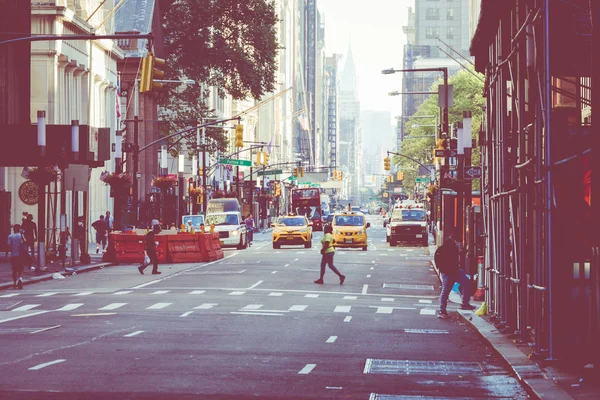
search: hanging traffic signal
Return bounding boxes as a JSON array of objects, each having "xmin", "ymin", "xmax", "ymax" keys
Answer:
[
  {"xmin": 300, "ymin": 167, "xmax": 305, "ymax": 177},
  {"xmin": 384, "ymin": 157, "xmax": 391, "ymax": 171},
  {"xmin": 235, "ymin": 124, "xmax": 244, "ymax": 148},
  {"xmin": 294, "ymin": 167, "xmax": 299, "ymax": 177},
  {"xmin": 255, "ymin": 151, "xmax": 262, "ymax": 165},
  {"xmin": 338, "ymin": 170, "xmax": 342, "ymax": 180},
  {"xmin": 275, "ymin": 183, "xmax": 281, "ymax": 196},
  {"xmin": 140, "ymin": 52, "xmax": 166, "ymax": 93},
  {"xmin": 397, "ymin": 171, "xmax": 404, "ymax": 181},
  {"xmin": 332, "ymin": 169, "xmax": 338, "ymax": 180},
  {"xmin": 263, "ymin": 152, "xmax": 270, "ymax": 166}
]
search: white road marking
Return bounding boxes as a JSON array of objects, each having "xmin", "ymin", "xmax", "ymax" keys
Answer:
[
  {"xmin": 241, "ymin": 304, "xmax": 263, "ymax": 311},
  {"xmin": 0, "ymin": 311, "xmax": 49, "ymax": 324},
  {"xmin": 305, "ymin": 294, "xmax": 319, "ymax": 298},
  {"xmin": 124, "ymin": 330, "xmax": 144, "ymax": 337},
  {"xmin": 72, "ymin": 313, "xmax": 116, "ymax": 317},
  {"xmin": 326, "ymin": 336, "xmax": 337, "ymax": 343},
  {"xmin": 147, "ymin": 303, "xmax": 171, "ymax": 310},
  {"xmin": 229, "ymin": 291, "xmax": 245, "ymax": 296},
  {"xmin": 362, "ymin": 285, "xmax": 368, "ymax": 294},
  {"xmin": 344, "ymin": 316, "xmax": 352, "ymax": 322},
  {"xmin": 420, "ymin": 309, "xmax": 437, "ymax": 315},
  {"xmin": 379, "ymin": 254, "xmax": 388, "ymax": 256},
  {"xmin": 13, "ymin": 304, "xmax": 40, "ymax": 312},
  {"xmin": 74, "ymin": 292, "xmax": 93, "ymax": 296},
  {"xmin": 381, "ymin": 298, "xmax": 394, "ymax": 302},
  {"xmin": 0, "ymin": 293, "xmax": 20, "ymax": 298},
  {"xmin": 298, "ymin": 364, "xmax": 316, "ymax": 374},
  {"xmin": 189, "ymin": 290, "xmax": 206, "ymax": 295},
  {"xmin": 289, "ymin": 305, "xmax": 307, "ymax": 311},
  {"xmin": 113, "ymin": 291, "xmax": 132, "ymax": 295},
  {"xmin": 230, "ymin": 311, "xmax": 283, "ymax": 316},
  {"xmin": 99, "ymin": 303, "xmax": 127, "ymax": 310},
  {"xmin": 294, "ymin": 258, "xmax": 299, "ymax": 261},
  {"xmin": 296, "ymin": 252, "xmax": 305, "ymax": 254},
  {"xmin": 371, "ymin": 261, "xmax": 376, "ymax": 263},
  {"xmin": 247, "ymin": 281, "xmax": 263, "ymax": 290},
  {"xmin": 194, "ymin": 303, "xmax": 217, "ymax": 309},
  {"xmin": 376, "ymin": 307, "xmax": 394, "ymax": 314},
  {"xmin": 387, "ymin": 249, "xmax": 394, "ymax": 252},
  {"xmin": 180, "ymin": 311, "xmax": 193, "ymax": 317},
  {"xmin": 326, "ymin": 387, "xmax": 343, "ymax": 390},
  {"xmin": 370, "ymin": 267, "xmax": 374, "ymax": 270},
  {"xmin": 36, "ymin": 293, "xmax": 57, "ymax": 297},
  {"xmin": 334, "ymin": 306, "xmax": 351, "ymax": 313},
  {"xmin": 343, "ymin": 296, "xmax": 357, "ymax": 300},
  {"xmin": 151, "ymin": 290, "xmax": 169, "ymax": 295},
  {"xmin": 56, "ymin": 304, "xmax": 84, "ymax": 311},
  {"xmin": 366, "ymin": 275, "xmax": 371, "ymax": 278},
  {"xmin": 131, "ymin": 279, "xmax": 163, "ymax": 289},
  {"xmin": 30, "ymin": 325, "xmax": 61, "ymax": 334},
  {"xmin": 419, "ymin": 299, "xmax": 433, "ymax": 304},
  {"xmin": 269, "ymin": 292, "xmax": 283, "ymax": 296},
  {"xmin": 271, "ymin": 271, "xmax": 277, "ymax": 274},
  {"xmin": 405, "ymin": 329, "xmax": 449, "ymax": 334},
  {"xmin": 284, "ymin": 264, "xmax": 290, "ymax": 267},
  {"xmin": 29, "ymin": 359, "xmax": 66, "ymax": 370}
]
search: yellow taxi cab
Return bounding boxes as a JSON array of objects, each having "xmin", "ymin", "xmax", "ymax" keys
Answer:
[
  {"xmin": 331, "ymin": 211, "xmax": 370, "ymax": 251},
  {"xmin": 272, "ymin": 214, "xmax": 312, "ymax": 249}
]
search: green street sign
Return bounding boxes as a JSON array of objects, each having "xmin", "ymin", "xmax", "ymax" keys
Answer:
[
  {"xmin": 257, "ymin": 169, "xmax": 283, "ymax": 176},
  {"xmin": 219, "ymin": 158, "xmax": 252, "ymax": 167},
  {"xmin": 415, "ymin": 177, "xmax": 429, "ymax": 183}
]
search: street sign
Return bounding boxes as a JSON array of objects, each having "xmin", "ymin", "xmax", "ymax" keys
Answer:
[
  {"xmin": 464, "ymin": 166, "xmax": 482, "ymax": 180},
  {"xmin": 219, "ymin": 158, "xmax": 252, "ymax": 167},
  {"xmin": 415, "ymin": 177, "xmax": 429, "ymax": 183},
  {"xmin": 434, "ymin": 149, "xmax": 445, "ymax": 157},
  {"xmin": 257, "ymin": 169, "xmax": 283, "ymax": 176}
]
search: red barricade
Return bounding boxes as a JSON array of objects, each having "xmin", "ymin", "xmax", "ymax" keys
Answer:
[
  {"xmin": 155, "ymin": 235, "xmax": 167, "ymax": 263},
  {"xmin": 208, "ymin": 233, "xmax": 224, "ymax": 260},
  {"xmin": 112, "ymin": 233, "xmax": 145, "ymax": 264},
  {"xmin": 167, "ymin": 234, "xmax": 203, "ymax": 263},
  {"xmin": 197, "ymin": 233, "xmax": 215, "ymax": 262}
]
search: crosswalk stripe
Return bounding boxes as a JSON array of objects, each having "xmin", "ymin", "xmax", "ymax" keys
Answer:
[
  {"xmin": 0, "ymin": 293, "xmax": 20, "ymax": 298},
  {"xmin": 124, "ymin": 330, "xmax": 144, "ymax": 337},
  {"xmin": 343, "ymin": 296, "xmax": 357, "ymax": 300},
  {"xmin": 189, "ymin": 290, "xmax": 206, "ymax": 295},
  {"xmin": 151, "ymin": 290, "xmax": 169, "ymax": 295},
  {"xmin": 99, "ymin": 303, "xmax": 127, "ymax": 310},
  {"xmin": 74, "ymin": 292, "xmax": 93, "ymax": 296},
  {"xmin": 57, "ymin": 304, "xmax": 84, "ymax": 311},
  {"xmin": 229, "ymin": 291, "xmax": 245, "ymax": 296},
  {"xmin": 180, "ymin": 311, "xmax": 193, "ymax": 317},
  {"xmin": 344, "ymin": 316, "xmax": 352, "ymax": 322},
  {"xmin": 146, "ymin": 303, "xmax": 171, "ymax": 310},
  {"xmin": 376, "ymin": 307, "xmax": 394, "ymax": 314},
  {"xmin": 241, "ymin": 304, "xmax": 263, "ymax": 311},
  {"xmin": 194, "ymin": 303, "xmax": 217, "ymax": 309},
  {"xmin": 334, "ymin": 306, "xmax": 351, "ymax": 313},
  {"xmin": 113, "ymin": 291, "xmax": 132, "ymax": 295},
  {"xmin": 305, "ymin": 294, "xmax": 319, "ymax": 298},
  {"xmin": 288, "ymin": 305, "xmax": 307, "ymax": 311},
  {"xmin": 419, "ymin": 299, "xmax": 433, "ymax": 304},
  {"xmin": 269, "ymin": 292, "xmax": 283, "ymax": 296},
  {"xmin": 12, "ymin": 304, "xmax": 40, "ymax": 312},
  {"xmin": 326, "ymin": 336, "xmax": 337, "ymax": 343},
  {"xmin": 420, "ymin": 309, "xmax": 437, "ymax": 315},
  {"xmin": 381, "ymin": 298, "xmax": 394, "ymax": 302},
  {"xmin": 36, "ymin": 293, "xmax": 57, "ymax": 297}
]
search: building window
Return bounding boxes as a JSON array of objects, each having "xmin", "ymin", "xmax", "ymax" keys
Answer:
[
  {"xmin": 426, "ymin": 8, "xmax": 440, "ymax": 20},
  {"xmin": 447, "ymin": 27, "xmax": 455, "ymax": 39},
  {"xmin": 426, "ymin": 27, "xmax": 440, "ymax": 39},
  {"xmin": 447, "ymin": 8, "xmax": 455, "ymax": 20}
]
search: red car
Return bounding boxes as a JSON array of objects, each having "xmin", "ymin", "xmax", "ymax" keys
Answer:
[{"xmin": 311, "ymin": 216, "xmax": 323, "ymax": 231}]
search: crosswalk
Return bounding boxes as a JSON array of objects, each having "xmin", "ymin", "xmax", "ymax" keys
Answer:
[{"xmin": 3, "ymin": 289, "xmax": 439, "ymax": 316}]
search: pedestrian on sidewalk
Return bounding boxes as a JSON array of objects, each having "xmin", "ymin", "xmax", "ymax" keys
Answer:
[
  {"xmin": 314, "ymin": 224, "xmax": 345, "ymax": 285},
  {"xmin": 92, "ymin": 215, "xmax": 108, "ymax": 254},
  {"xmin": 21, "ymin": 213, "xmax": 37, "ymax": 269},
  {"xmin": 138, "ymin": 224, "xmax": 161, "ymax": 275},
  {"xmin": 7, "ymin": 224, "xmax": 26, "ymax": 289},
  {"xmin": 435, "ymin": 231, "xmax": 475, "ymax": 319}
]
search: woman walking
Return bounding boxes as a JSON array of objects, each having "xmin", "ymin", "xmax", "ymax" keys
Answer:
[{"xmin": 314, "ymin": 224, "xmax": 345, "ymax": 285}]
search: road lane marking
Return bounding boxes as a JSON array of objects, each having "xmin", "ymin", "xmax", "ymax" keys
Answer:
[
  {"xmin": 147, "ymin": 303, "xmax": 171, "ymax": 310},
  {"xmin": 344, "ymin": 316, "xmax": 352, "ymax": 322},
  {"xmin": 343, "ymin": 296, "xmax": 357, "ymax": 300},
  {"xmin": 381, "ymin": 298, "xmax": 394, "ymax": 302},
  {"xmin": 132, "ymin": 279, "xmax": 164, "ymax": 289},
  {"xmin": 419, "ymin": 299, "xmax": 433, "ymax": 303},
  {"xmin": 247, "ymin": 281, "xmax": 263, "ymax": 290},
  {"xmin": 230, "ymin": 311, "xmax": 283, "ymax": 316},
  {"xmin": 420, "ymin": 309, "xmax": 437, "ymax": 315},
  {"xmin": 36, "ymin": 293, "xmax": 57, "ymax": 297},
  {"xmin": 189, "ymin": 290, "xmax": 206, "ymax": 295},
  {"xmin": 284, "ymin": 264, "xmax": 290, "ymax": 267},
  {"xmin": 28, "ymin": 359, "xmax": 66, "ymax": 371},
  {"xmin": 71, "ymin": 313, "xmax": 116, "ymax": 317},
  {"xmin": 1, "ymin": 293, "xmax": 20, "ymax": 298},
  {"xmin": 269, "ymin": 292, "xmax": 283, "ymax": 296},
  {"xmin": 271, "ymin": 271, "xmax": 277, "ymax": 274},
  {"xmin": 305, "ymin": 294, "xmax": 319, "ymax": 298},
  {"xmin": 298, "ymin": 364, "xmax": 316, "ymax": 374},
  {"xmin": 326, "ymin": 387, "xmax": 343, "ymax": 390},
  {"xmin": 370, "ymin": 267, "xmax": 374, "ymax": 270},
  {"xmin": 194, "ymin": 303, "xmax": 217, "ymax": 309},
  {"xmin": 99, "ymin": 303, "xmax": 127, "ymax": 310},
  {"xmin": 376, "ymin": 307, "xmax": 394, "ymax": 314},
  {"xmin": 326, "ymin": 336, "xmax": 337, "ymax": 343},
  {"xmin": 113, "ymin": 291, "xmax": 132, "ymax": 295},
  {"xmin": 180, "ymin": 311, "xmax": 193, "ymax": 317},
  {"xmin": 334, "ymin": 306, "xmax": 351, "ymax": 313},
  {"xmin": 289, "ymin": 305, "xmax": 307, "ymax": 311},
  {"xmin": 124, "ymin": 330, "xmax": 144, "ymax": 337},
  {"xmin": 362, "ymin": 285, "xmax": 368, "ymax": 294},
  {"xmin": 241, "ymin": 304, "xmax": 263, "ymax": 311},
  {"xmin": 0, "ymin": 311, "xmax": 49, "ymax": 324},
  {"xmin": 31, "ymin": 325, "xmax": 61, "ymax": 334},
  {"xmin": 366, "ymin": 275, "xmax": 371, "ymax": 278},
  {"xmin": 151, "ymin": 290, "xmax": 169, "ymax": 295},
  {"xmin": 13, "ymin": 304, "xmax": 40, "ymax": 312},
  {"xmin": 404, "ymin": 329, "xmax": 449, "ymax": 334},
  {"xmin": 229, "ymin": 291, "xmax": 245, "ymax": 296},
  {"xmin": 56, "ymin": 304, "xmax": 84, "ymax": 311},
  {"xmin": 372, "ymin": 261, "xmax": 376, "ymax": 264},
  {"xmin": 74, "ymin": 292, "xmax": 93, "ymax": 296}
]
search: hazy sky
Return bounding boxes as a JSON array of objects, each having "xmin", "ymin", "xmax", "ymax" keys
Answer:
[{"xmin": 318, "ymin": 0, "xmax": 413, "ymax": 120}]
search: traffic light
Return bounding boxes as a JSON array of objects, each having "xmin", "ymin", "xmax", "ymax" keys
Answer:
[
  {"xmin": 235, "ymin": 124, "xmax": 244, "ymax": 148},
  {"xmin": 263, "ymin": 152, "xmax": 270, "ymax": 166},
  {"xmin": 338, "ymin": 170, "xmax": 342, "ymax": 180},
  {"xmin": 333, "ymin": 169, "xmax": 338, "ymax": 180},
  {"xmin": 300, "ymin": 167, "xmax": 305, "ymax": 177},
  {"xmin": 294, "ymin": 167, "xmax": 299, "ymax": 177},
  {"xmin": 397, "ymin": 171, "xmax": 404, "ymax": 181},
  {"xmin": 384, "ymin": 157, "xmax": 391, "ymax": 171},
  {"xmin": 140, "ymin": 52, "xmax": 166, "ymax": 93},
  {"xmin": 275, "ymin": 183, "xmax": 281, "ymax": 196}
]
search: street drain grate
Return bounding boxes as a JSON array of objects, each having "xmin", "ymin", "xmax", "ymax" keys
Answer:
[
  {"xmin": 0, "ymin": 301, "xmax": 22, "ymax": 311},
  {"xmin": 363, "ymin": 359, "xmax": 485, "ymax": 376},
  {"xmin": 383, "ymin": 284, "xmax": 435, "ymax": 290}
]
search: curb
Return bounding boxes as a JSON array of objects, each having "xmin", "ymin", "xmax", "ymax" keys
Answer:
[
  {"xmin": 0, "ymin": 262, "xmax": 115, "ymax": 291},
  {"xmin": 457, "ymin": 311, "xmax": 574, "ymax": 400}
]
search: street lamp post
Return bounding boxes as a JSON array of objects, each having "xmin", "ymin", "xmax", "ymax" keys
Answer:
[{"xmin": 177, "ymin": 154, "xmax": 185, "ymax": 230}]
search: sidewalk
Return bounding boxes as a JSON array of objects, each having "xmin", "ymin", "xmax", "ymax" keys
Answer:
[
  {"xmin": 429, "ymin": 244, "xmax": 599, "ymax": 399},
  {"xmin": 0, "ymin": 243, "xmax": 112, "ymax": 291}
]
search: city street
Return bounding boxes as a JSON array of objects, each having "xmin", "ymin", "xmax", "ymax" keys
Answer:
[{"xmin": 0, "ymin": 217, "xmax": 528, "ymax": 399}]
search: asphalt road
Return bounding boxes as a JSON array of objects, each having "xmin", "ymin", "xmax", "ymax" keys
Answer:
[{"xmin": 0, "ymin": 216, "xmax": 529, "ymax": 400}]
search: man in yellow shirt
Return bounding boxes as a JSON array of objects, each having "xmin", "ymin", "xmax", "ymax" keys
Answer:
[{"xmin": 314, "ymin": 224, "xmax": 345, "ymax": 285}]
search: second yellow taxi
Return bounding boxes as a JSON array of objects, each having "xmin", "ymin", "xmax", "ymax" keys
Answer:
[
  {"xmin": 272, "ymin": 215, "xmax": 312, "ymax": 249},
  {"xmin": 331, "ymin": 211, "xmax": 370, "ymax": 251}
]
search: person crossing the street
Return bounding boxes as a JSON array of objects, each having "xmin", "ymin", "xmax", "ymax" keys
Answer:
[
  {"xmin": 138, "ymin": 224, "xmax": 162, "ymax": 275},
  {"xmin": 314, "ymin": 224, "xmax": 345, "ymax": 285}
]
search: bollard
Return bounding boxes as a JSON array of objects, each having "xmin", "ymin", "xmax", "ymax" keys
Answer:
[{"xmin": 473, "ymin": 256, "xmax": 485, "ymax": 301}]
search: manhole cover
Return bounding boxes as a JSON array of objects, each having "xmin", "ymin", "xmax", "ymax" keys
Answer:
[
  {"xmin": 0, "ymin": 301, "xmax": 22, "ymax": 311},
  {"xmin": 383, "ymin": 284, "xmax": 435, "ymax": 290},
  {"xmin": 364, "ymin": 359, "xmax": 485, "ymax": 376}
]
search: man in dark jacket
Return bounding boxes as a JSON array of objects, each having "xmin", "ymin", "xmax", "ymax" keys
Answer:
[
  {"xmin": 138, "ymin": 224, "xmax": 161, "ymax": 275},
  {"xmin": 435, "ymin": 232, "xmax": 475, "ymax": 318}
]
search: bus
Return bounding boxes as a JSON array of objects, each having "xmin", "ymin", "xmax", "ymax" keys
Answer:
[{"xmin": 291, "ymin": 188, "xmax": 323, "ymax": 231}]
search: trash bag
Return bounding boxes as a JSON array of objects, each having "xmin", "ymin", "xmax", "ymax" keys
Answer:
[{"xmin": 52, "ymin": 273, "xmax": 65, "ymax": 280}]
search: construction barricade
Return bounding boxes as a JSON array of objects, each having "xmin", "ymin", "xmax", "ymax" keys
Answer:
[
  {"xmin": 167, "ymin": 233, "xmax": 203, "ymax": 263},
  {"xmin": 112, "ymin": 233, "xmax": 145, "ymax": 264},
  {"xmin": 197, "ymin": 233, "xmax": 218, "ymax": 262},
  {"xmin": 208, "ymin": 233, "xmax": 224, "ymax": 260}
]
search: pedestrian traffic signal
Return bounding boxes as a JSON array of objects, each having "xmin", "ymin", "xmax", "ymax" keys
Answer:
[
  {"xmin": 140, "ymin": 52, "xmax": 166, "ymax": 93},
  {"xmin": 263, "ymin": 152, "xmax": 270, "ymax": 166},
  {"xmin": 235, "ymin": 124, "xmax": 244, "ymax": 148},
  {"xmin": 384, "ymin": 157, "xmax": 391, "ymax": 171}
]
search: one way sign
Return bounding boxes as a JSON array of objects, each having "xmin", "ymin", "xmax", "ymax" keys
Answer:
[{"xmin": 463, "ymin": 166, "xmax": 482, "ymax": 180}]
